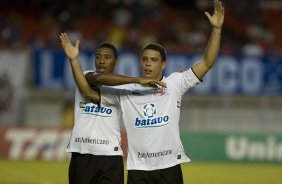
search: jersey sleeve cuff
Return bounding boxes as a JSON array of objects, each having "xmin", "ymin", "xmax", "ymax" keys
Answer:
[{"xmin": 190, "ymin": 67, "xmax": 203, "ymax": 82}]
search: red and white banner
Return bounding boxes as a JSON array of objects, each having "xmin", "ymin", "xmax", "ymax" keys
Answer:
[
  {"xmin": 0, "ymin": 127, "xmax": 128, "ymax": 160},
  {"xmin": 0, "ymin": 127, "xmax": 71, "ymax": 160}
]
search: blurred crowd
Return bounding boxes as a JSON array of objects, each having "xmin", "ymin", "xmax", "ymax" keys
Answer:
[{"xmin": 0, "ymin": 0, "xmax": 281, "ymax": 57}]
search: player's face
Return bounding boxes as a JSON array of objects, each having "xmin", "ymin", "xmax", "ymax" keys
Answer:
[
  {"xmin": 95, "ymin": 47, "xmax": 117, "ymax": 73},
  {"xmin": 140, "ymin": 49, "xmax": 166, "ymax": 80}
]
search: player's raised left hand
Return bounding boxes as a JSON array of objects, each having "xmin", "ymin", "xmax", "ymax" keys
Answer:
[{"xmin": 204, "ymin": 0, "xmax": 224, "ymax": 30}]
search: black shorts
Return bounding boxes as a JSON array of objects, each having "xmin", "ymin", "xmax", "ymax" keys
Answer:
[
  {"xmin": 69, "ymin": 153, "xmax": 124, "ymax": 184},
  {"xmin": 127, "ymin": 164, "xmax": 183, "ymax": 184}
]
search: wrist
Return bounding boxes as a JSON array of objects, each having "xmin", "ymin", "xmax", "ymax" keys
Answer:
[
  {"xmin": 213, "ymin": 27, "xmax": 222, "ymax": 32},
  {"xmin": 136, "ymin": 77, "xmax": 142, "ymax": 84},
  {"xmin": 70, "ymin": 59, "xmax": 79, "ymax": 67},
  {"xmin": 69, "ymin": 57, "xmax": 78, "ymax": 63}
]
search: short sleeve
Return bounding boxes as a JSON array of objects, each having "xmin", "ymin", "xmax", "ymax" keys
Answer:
[
  {"xmin": 100, "ymin": 86, "xmax": 120, "ymax": 106},
  {"xmin": 169, "ymin": 68, "xmax": 201, "ymax": 95},
  {"xmin": 83, "ymin": 70, "xmax": 95, "ymax": 75}
]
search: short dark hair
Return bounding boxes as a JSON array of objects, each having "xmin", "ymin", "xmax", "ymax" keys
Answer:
[
  {"xmin": 97, "ymin": 42, "xmax": 118, "ymax": 59},
  {"xmin": 140, "ymin": 43, "xmax": 167, "ymax": 62}
]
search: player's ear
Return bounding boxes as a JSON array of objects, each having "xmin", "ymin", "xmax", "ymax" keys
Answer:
[
  {"xmin": 161, "ymin": 61, "xmax": 166, "ymax": 70},
  {"xmin": 114, "ymin": 59, "xmax": 118, "ymax": 67}
]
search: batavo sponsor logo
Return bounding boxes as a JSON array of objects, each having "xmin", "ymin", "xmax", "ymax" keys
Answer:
[
  {"xmin": 80, "ymin": 103, "xmax": 112, "ymax": 117},
  {"xmin": 135, "ymin": 103, "xmax": 169, "ymax": 128},
  {"xmin": 138, "ymin": 149, "xmax": 173, "ymax": 158},
  {"xmin": 226, "ymin": 136, "xmax": 282, "ymax": 161}
]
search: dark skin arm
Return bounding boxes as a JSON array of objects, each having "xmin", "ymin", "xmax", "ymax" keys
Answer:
[
  {"xmin": 60, "ymin": 33, "xmax": 166, "ymax": 101},
  {"xmin": 85, "ymin": 72, "xmax": 166, "ymax": 88}
]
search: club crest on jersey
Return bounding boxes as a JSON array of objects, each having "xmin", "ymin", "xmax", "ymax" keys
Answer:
[
  {"xmin": 143, "ymin": 103, "xmax": 156, "ymax": 118},
  {"xmin": 135, "ymin": 103, "xmax": 169, "ymax": 128}
]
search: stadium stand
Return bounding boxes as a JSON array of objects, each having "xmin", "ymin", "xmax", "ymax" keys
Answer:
[{"xmin": 0, "ymin": 0, "xmax": 281, "ymax": 56}]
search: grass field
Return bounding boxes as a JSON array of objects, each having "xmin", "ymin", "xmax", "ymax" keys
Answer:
[{"xmin": 0, "ymin": 159, "xmax": 281, "ymax": 184}]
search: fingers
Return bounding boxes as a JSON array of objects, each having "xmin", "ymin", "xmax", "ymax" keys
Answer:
[
  {"xmin": 204, "ymin": 12, "xmax": 212, "ymax": 21},
  {"xmin": 220, "ymin": 3, "xmax": 225, "ymax": 16},
  {"xmin": 150, "ymin": 80, "xmax": 167, "ymax": 89},
  {"xmin": 59, "ymin": 32, "xmax": 72, "ymax": 48},
  {"xmin": 63, "ymin": 32, "xmax": 71, "ymax": 43},
  {"xmin": 75, "ymin": 40, "xmax": 80, "ymax": 49},
  {"xmin": 142, "ymin": 79, "xmax": 167, "ymax": 89},
  {"xmin": 214, "ymin": 0, "xmax": 224, "ymax": 16},
  {"xmin": 217, "ymin": 0, "xmax": 224, "ymax": 15},
  {"xmin": 59, "ymin": 33, "xmax": 68, "ymax": 48},
  {"xmin": 204, "ymin": 0, "xmax": 225, "ymax": 23},
  {"xmin": 213, "ymin": 0, "xmax": 219, "ymax": 12},
  {"xmin": 156, "ymin": 81, "xmax": 167, "ymax": 88}
]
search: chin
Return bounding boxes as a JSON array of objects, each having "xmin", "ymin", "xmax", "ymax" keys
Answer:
[
  {"xmin": 142, "ymin": 72, "xmax": 153, "ymax": 79},
  {"xmin": 144, "ymin": 75, "xmax": 153, "ymax": 79}
]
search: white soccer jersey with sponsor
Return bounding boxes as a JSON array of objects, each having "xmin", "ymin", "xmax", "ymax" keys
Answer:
[
  {"xmin": 101, "ymin": 68, "xmax": 200, "ymax": 170},
  {"xmin": 66, "ymin": 70, "xmax": 123, "ymax": 156}
]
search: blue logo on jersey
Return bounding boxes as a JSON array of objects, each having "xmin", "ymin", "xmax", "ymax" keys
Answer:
[
  {"xmin": 143, "ymin": 103, "xmax": 156, "ymax": 118},
  {"xmin": 81, "ymin": 103, "xmax": 112, "ymax": 117},
  {"xmin": 135, "ymin": 103, "xmax": 169, "ymax": 128}
]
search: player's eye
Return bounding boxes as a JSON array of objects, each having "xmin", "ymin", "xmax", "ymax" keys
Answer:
[
  {"xmin": 142, "ymin": 57, "xmax": 148, "ymax": 61},
  {"xmin": 105, "ymin": 55, "xmax": 112, "ymax": 60},
  {"xmin": 152, "ymin": 58, "xmax": 159, "ymax": 62}
]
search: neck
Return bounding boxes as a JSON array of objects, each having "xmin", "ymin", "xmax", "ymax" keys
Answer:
[
  {"xmin": 144, "ymin": 74, "xmax": 163, "ymax": 81},
  {"xmin": 156, "ymin": 73, "xmax": 163, "ymax": 81}
]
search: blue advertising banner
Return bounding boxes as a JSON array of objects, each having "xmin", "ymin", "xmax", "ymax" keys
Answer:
[{"xmin": 33, "ymin": 50, "xmax": 282, "ymax": 95}]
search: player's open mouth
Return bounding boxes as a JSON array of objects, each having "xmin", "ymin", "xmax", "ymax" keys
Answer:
[
  {"xmin": 98, "ymin": 66, "xmax": 106, "ymax": 70},
  {"xmin": 144, "ymin": 69, "xmax": 152, "ymax": 74},
  {"xmin": 98, "ymin": 68, "xmax": 106, "ymax": 72}
]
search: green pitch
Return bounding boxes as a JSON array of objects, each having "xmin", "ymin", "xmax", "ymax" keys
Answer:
[{"xmin": 0, "ymin": 159, "xmax": 281, "ymax": 184}]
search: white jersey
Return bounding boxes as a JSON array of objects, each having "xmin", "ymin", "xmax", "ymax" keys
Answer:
[
  {"xmin": 100, "ymin": 68, "xmax": 200, "ymax": 170},
  {"xmin": 66, "ymin": 71, "xmax": 123, "ymax": 156}
]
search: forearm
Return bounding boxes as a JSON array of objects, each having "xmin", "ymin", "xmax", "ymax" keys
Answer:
[
  {"xmin": 93, "ymin": 73, "xmax": 141, "ymax": 86},
  {"xmin": 192, "ymin": 28, "xmax": 222, "ymax": 79},
  {"xmin": 192, "ymin": 0, "xmax": 224, "ymax": 80},
  {"xmin": 203, "ymin": 27, "xmax": 222, "ymax": 68},
  {"xmin": 70, "ymin": 59, "xmax": 99, "ymax": 101}
]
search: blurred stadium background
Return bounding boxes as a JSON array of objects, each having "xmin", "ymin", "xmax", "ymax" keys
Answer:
[{"xmin": 0, "ymin": 0, "xmax": 282, "ymax": 183}]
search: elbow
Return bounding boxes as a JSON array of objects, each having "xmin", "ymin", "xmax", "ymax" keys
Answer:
[
  {"xmin": 92, "ymin": 74, "xmax": 102, "ymax": 83},
  {"xmin": 81, "ymin": 89, "xmax": 100, "ymax": 102},
  {"xmin": 85, "ymin": 73, "xmax": 100, "ymax": 87},
  {"xmin": 82, "ymin": 93, "xmax": 91, "ymax": 99},
  {"xmin": 82, "ymin": 93, "xmax": 99, "ymax": 102},
  {"xmin": 207, "ymin": 63, "xmax": 215, "ymax": 69},
  {"xmin": 204, "ymin": 58, "xmax": 216, "ymax": 69},
  {"xmin": 80, "ymin": 89, "xmax": 92, "ymax": 99}
]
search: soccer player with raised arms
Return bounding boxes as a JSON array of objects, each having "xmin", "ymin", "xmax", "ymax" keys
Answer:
[
  {"xmin": 60, "ymin": 34, "xmax": 165, "ymax": 184},
  {"xmin": 64, "ymin": 0, "xmax": 224, "ymax": 183}
]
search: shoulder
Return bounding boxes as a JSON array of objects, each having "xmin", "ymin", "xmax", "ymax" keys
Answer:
[
  {"xmin": 166, "ymin": 68, "xmax": 200, "ymax": 81},
  {"xmin": 110, "ymin": 83, "xmax": 135, "ymax": 90},
  {"xmin": 165, "ymin": 72, "xmax": 182, "ymax": 81}
]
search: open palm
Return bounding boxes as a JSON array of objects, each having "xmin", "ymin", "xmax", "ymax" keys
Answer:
[
  {"xmin": 59, "ymin": 33, "xmax": 80, "ymax": 61},
  {"xmin": 205, "ymin": 0, "xmax": 224, "ymax": 29}
]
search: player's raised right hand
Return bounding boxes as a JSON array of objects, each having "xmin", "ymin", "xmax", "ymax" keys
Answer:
[
  {"xmin": 139, "ymin": 78, "xmax": 167, "ymax": 89},
  {"xmin": 59, "ymin": 32, "xmax": 80, "ymax": 62}
]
